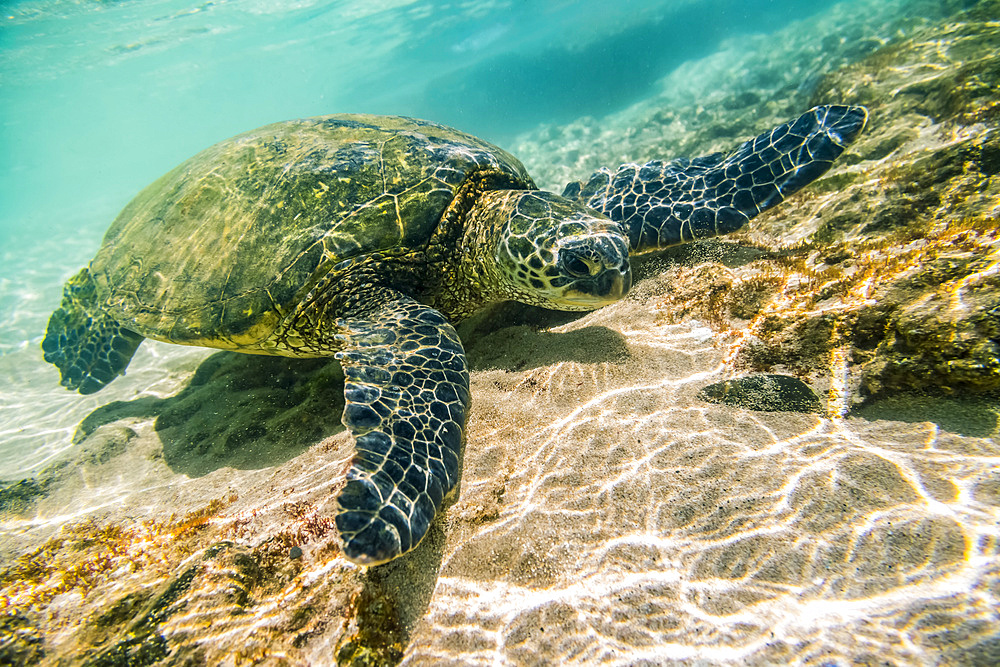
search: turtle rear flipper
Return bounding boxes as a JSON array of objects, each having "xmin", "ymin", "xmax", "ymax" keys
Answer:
[
  {"xmin": 42, "ymin": 267, "xmax": 145, "ymax": 395},
  {"xmin": 332, "ymin": 290, "xmax": 470, "ymax": 565},
  {"xmin": 568, "ymin": 105, "xmax": 868, "ymax": 253}
]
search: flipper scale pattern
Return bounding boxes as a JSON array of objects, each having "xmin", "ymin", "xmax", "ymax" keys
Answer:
[
  {"xmin": 570, "ymin": 105, "xmax": 868, "ymax": 253},
  {"xmin": 333, "ymin": 293, "xmax": 470, "ymax": 565}
]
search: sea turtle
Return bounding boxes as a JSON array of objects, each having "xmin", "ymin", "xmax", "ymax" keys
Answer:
[{"xmin": 43, "ymin": 106, "xmax": 867, "ymax": 565}]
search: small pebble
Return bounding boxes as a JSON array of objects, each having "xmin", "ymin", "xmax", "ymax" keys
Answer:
[{"xmin": 289, "ymin": 545, "xmax": 303, "ymax": 560}]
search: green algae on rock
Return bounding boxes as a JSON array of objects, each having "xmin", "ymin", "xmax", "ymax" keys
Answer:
[
  {"xmin": 0, "ymin": 613, "xmax": 44, "ymax": 666},
  {"xmin": 698, "ymin": 374, "xmax": 824, "ymax": 413},
  {"xmin": 0, "ymin": 478, "xmax": 50, "ymax": 514}
]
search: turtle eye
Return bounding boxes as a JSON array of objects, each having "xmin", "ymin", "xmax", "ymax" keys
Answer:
[{"xmin": 560, "ymin": 249, "xmax": 593, "ymax": 278}]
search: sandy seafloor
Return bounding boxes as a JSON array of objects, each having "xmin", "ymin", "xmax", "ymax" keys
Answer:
[{"xmin": 2, "ymin": 0, "xmax": 1000, "ymax": 664}]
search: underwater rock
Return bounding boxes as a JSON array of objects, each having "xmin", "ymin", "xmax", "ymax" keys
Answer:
[
  {"xmin": 812, "ymin": 2, "xmax": 1000, "ymax": 128},
  {"xmin": 0, "ymin": 613, "xmax": 44, "ymax": 665},
  {"xmin": 862, "ymin": 257, "xmax": 1000, "ymax": 397},
  {"xmin": 698, "ymin": 374, "xmax": 824, "ymax": 413},
  {"xmin": 0, "ymin": 478, "xmax": 50, "ymax": 515}
]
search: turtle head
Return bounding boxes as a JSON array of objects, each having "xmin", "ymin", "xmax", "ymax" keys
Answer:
[{"xmin": 471, "ymin": 190, "xmax": 632, "ymax": 311}]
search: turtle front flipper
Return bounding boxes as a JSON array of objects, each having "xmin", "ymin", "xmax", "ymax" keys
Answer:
[
  {"xmin": 566, "ymin": 105, "xmax": 868, "ymax": 254},
  {"xmin": 333, "ymin": 291, "xmax": 470, "ymax": 565},
  {"xmin": 42, "ymin": 267, "xmax": 145, "ymax": 395}
]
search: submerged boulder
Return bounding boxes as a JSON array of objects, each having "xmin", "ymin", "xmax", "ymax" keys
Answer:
[{"xmin": 698, "ymin": 374, "xmax": 824, "ymax": 413}]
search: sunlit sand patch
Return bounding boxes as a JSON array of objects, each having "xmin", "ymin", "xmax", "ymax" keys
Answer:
[
  {"xmin": 0, "ymin": 340, "xmax": 215, "ymax": 478},
  {"xmin": 404, "ymin": 279, "xmax": 1000, "ymax": 663}
]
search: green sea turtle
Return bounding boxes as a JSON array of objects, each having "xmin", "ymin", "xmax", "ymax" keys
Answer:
[{"xmin": 42, "ymin": 106, "xmax": 867, "ymax": 565}]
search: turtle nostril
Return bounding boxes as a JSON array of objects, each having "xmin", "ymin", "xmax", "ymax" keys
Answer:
[{"xmin": 560, "ymin": 249, "xmax": 593, "ymax": 278}]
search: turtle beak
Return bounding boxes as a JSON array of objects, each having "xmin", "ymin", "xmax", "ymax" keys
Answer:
[{"xmin": 558, "ymin": 234, "xmax": 632, "ymax": 306}]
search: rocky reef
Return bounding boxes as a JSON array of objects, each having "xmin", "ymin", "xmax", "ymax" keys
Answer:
[
  {"xmin": 2, "ymin": 0, "xmax": 999, "ymax": 664},
  {"xmin": 516, "ymin": 0, "xmax": 1000, "ymax": 410}
]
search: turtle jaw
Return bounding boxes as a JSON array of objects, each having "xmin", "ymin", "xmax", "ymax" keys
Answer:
[{"xmin": 558, "ymin": 268, "xmax": 632, "ymax": 308}]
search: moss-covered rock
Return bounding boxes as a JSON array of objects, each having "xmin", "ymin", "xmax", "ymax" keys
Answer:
[
  {"xmin": 698, "ymin": 374, "xmax": 823, "ymax": 413},
  {"xmin": 0, "ymin": 478, "xmax": 50, "ymax": 514}
]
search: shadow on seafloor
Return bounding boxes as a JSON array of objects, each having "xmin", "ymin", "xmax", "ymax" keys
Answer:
[{"xmin": 75, "ymin": 352, "xmax": 346, "ymax": 478}]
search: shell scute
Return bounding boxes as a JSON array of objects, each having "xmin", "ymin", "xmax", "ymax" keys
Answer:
[{"xmin": 89, "ymin": 114, "xmax": 531, "ymax": 346}]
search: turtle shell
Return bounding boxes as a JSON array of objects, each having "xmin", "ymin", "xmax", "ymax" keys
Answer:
[{"xmin": 90, "ymin": 114, "xmax": 532, "ymax": 348}]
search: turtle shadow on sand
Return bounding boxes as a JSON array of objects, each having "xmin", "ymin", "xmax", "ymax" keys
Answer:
[
  {"xmin": 75, "ymin": 308, "xmax": 628, "ymax": 479},
  {"xmin": 459, "ymin": 301, "xmax": 630, "ymax": 372},
  {"xmin": 467, "ymin": 324, "xmax": 629, "ymax": 372},
  {"xmin": 78, "ymin": 352, "xmax": 347, "ymax": 478}
]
